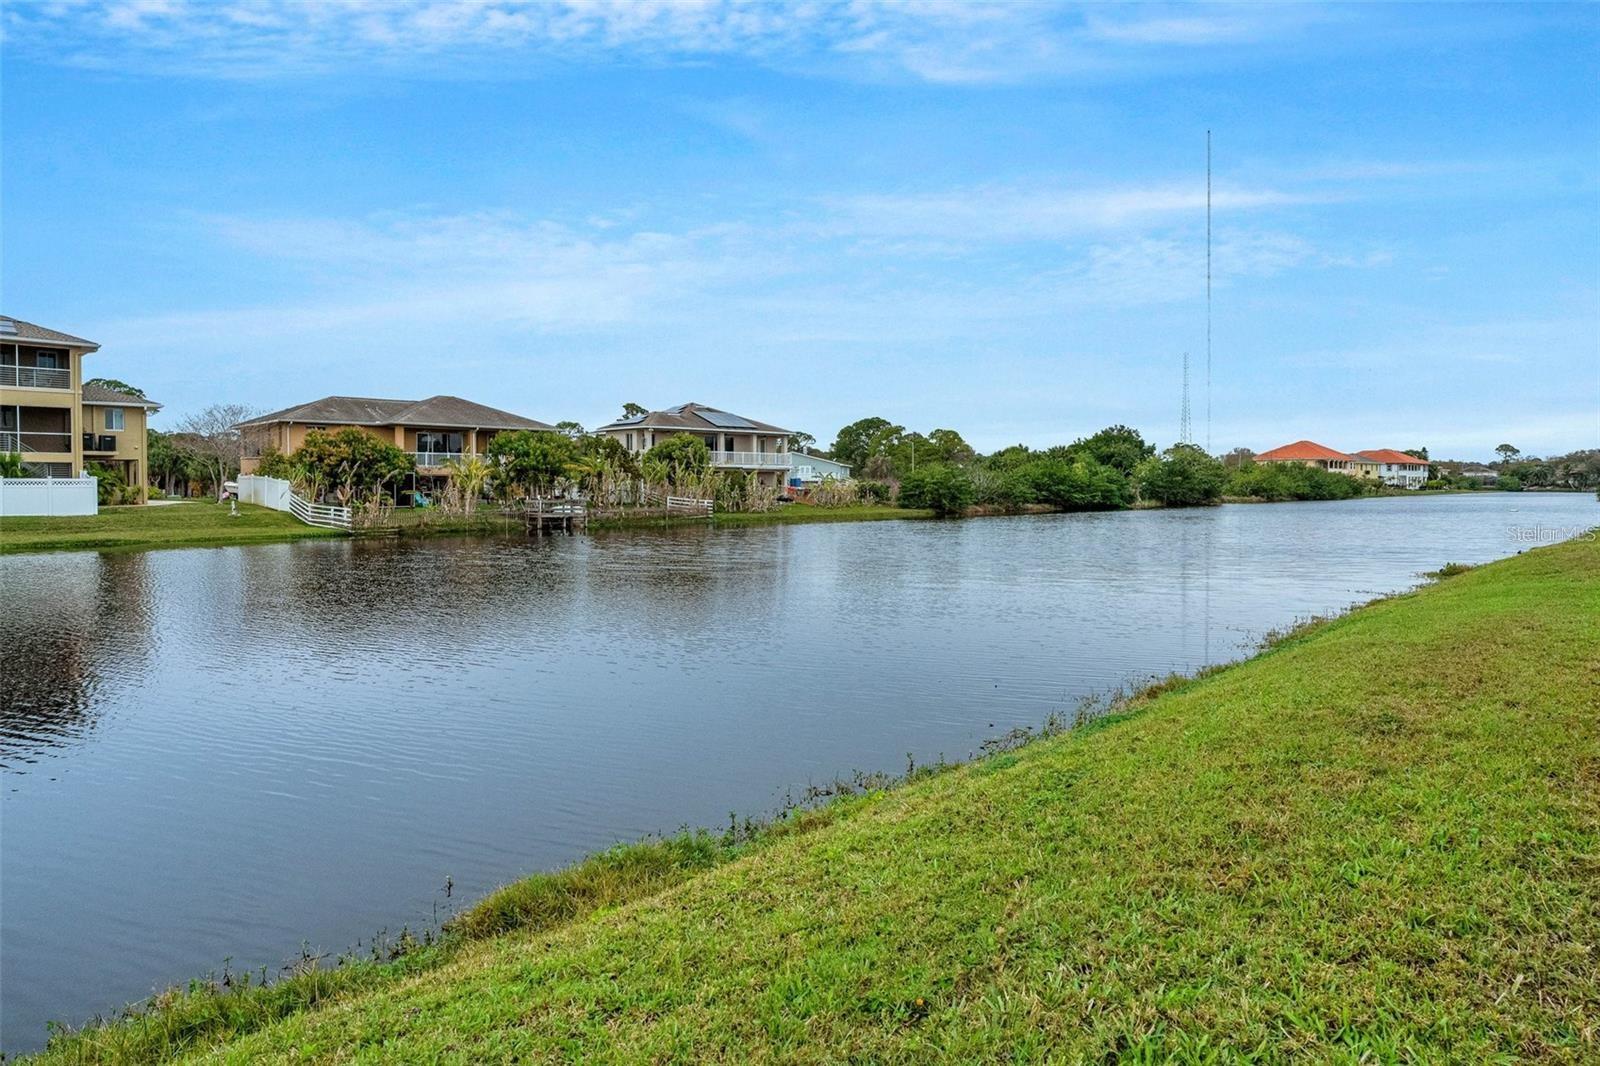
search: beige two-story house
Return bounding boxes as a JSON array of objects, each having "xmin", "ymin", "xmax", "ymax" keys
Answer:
[
  {"xmin": 237, "ymin": 395, "xmax": 555, "ymax": 492},
  {"xmin": 594, "ymin": 402, "xmax": 794, "ymax": 490},
  {"xmin": 81, "ymin": 383, "xmax": 162, "ymax": 502}
]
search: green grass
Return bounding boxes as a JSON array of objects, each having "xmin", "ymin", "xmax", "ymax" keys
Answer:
[
  {"xmin": 26, "ymin": 536, "xmax": 1600, "ymax": 1063},
  {"xmin": 0, "ymin": 502, "xmax": 342, "ymax": 555}
]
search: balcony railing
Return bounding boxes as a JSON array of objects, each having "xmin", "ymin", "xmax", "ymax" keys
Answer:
[
  {"xmin": 709, "ymin": 450, "xmax": 789, "ymax": 469},
  {"xmin": 1, "ymin": 365, "xmax": 71, "ymax": 389},
  {"xmin": 84, "ymin": 434, "xmax": 117, "ymax": 453},
  {"xmin": 1, "ymin": 430, "xmax": 73, "ymax": 453},
  {"xmin": 410, "ymin": 451, "xmax": 465, "ymax": 468}
]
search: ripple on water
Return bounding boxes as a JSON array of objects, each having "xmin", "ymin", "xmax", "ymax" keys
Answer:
[{"xmin": 2, "ymin": 492, "xmax": 1596, "ymax": 1052}]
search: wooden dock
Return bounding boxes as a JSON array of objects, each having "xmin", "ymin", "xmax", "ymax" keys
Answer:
[{"xmin": 516, "ymin": 498, "xmax": 587, "ymax": 535}]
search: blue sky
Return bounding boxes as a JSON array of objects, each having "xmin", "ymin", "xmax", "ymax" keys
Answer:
[{"xmin": 4, "ymin": 1, "xmax": 1596, "ymax": 459}]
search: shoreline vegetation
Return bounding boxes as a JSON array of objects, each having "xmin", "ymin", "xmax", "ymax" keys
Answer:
[
  {"xmin": 0, "ymin": 489, "xmax": 1564, "ymax": 557},
  {"xmin": 23, "ymin": 533, "xmax": 1599, "ymax": 1063}
]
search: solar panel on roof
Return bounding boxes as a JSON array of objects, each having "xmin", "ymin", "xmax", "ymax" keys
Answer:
[
  {"xmin": 699, "ymin": 409, "xmax": 755, "ymax": 429},
  {"xmin": 0, "ymin": 320, "xmax": 16, "ymax": 335}
]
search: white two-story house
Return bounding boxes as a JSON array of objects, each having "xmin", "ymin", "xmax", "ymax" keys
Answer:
[
  {"xmin": 1356, "ymin": 449, "xmax": 1431, "ymax": 489},
  {"xmin": 595, "ymin": 403, "xmax": 793, "ymax": 491}
]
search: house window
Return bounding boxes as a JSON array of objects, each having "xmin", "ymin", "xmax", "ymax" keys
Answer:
[
  {"xmin": 417, "ymin": 431, "xmax": 463, "ymax": 455},
  {"xmin": 105, "ymin": 407, "xmax": 125, "ymax": 431},
  {"xmin": 626, "ymin": 432, "xmax": 635, "ymax": 451}
]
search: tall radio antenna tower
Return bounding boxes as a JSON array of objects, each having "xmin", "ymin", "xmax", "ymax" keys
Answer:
[
  {"xmin": 1206, "ymin": 129, "xmax": 1213, "ymax": 454},
  {"xmin": 1180, "ymin": 350, "xmax": 1193, "ymax": 445}
]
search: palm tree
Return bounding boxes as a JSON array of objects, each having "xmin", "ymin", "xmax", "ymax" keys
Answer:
[{"xmin": 443, "ymin": 455, "xmax": 491, "ymax": 515}]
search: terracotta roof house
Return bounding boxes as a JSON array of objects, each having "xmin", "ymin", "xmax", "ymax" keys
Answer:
[
  {"xmin": 1355, "ymin": 449, "xmax": 1431, "ymax": 489},
  {"xmin": 236, "ymin": 395, "xmax": 554, "ymax": 479},
  {"xmin": 594, "ymin": 402, "xmax": 794, "ymax": 489},
  {"xmin": 1254, "ymin": 440, "xmax": 1378, "ymax": 480}
]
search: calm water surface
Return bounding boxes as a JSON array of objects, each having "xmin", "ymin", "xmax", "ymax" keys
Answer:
[{"xmin": 2, "ymin": 492, "xmax": 1594, "ymax": 1050}]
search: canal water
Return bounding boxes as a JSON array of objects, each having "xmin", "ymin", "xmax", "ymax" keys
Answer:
[{"xmin": 2, "ymin": 492, "xmax": 1594, "ymax": 1050}]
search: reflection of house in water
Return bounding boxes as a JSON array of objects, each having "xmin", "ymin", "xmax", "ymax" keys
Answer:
[{"xmin": 1, "ymin": 553, "xmax": 156, "ymax": 766}]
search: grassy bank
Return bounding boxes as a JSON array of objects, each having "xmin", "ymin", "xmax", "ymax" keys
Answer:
[
  {"xmin": 28, "ymin": 534, "xmax": 1599, "ymax": 1062},
  {"xmin": 0, "ymin": 502, "xmax": 342, "ymax": 555}
]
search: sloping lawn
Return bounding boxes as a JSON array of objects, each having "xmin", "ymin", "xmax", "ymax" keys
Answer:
[
  {"xmin": 0, "ymin": 501, "xmax": 341, "ymax": 554},
  {"xmin": 32, "ymin": 536, "xmax": 1600, "ymax": 1063}
]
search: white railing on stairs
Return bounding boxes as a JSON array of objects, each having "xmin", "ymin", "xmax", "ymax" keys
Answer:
[
  {"xmin": 666, "ymin": 495, "xmax": 714, "ymax": 516},
  {"xmin": 288, "ymin": 492, "xmax": 352, "ymax": 530}
]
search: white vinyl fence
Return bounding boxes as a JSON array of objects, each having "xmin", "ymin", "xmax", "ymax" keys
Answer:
[
  {"xmin": 237, "ymin": 474, "xmax": 351, "ymax": 530},
  {"xmin": 0, "ymin": 476, "xmax": 98, "ymax": 517}
]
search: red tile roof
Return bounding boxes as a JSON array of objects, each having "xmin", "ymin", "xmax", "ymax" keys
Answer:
[
  {"xmin": 1356, "ymin": 449, "xmax": 1429, "ymax": 465},
  {"xmin": 1255, "ymin": 440, "xmax": 1356, "ymax": 462}
]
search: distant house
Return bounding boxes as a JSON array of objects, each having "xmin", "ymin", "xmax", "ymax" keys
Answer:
[
  {"xmin": 788, "ymin": 450, "xmax": 852, "ymax": 489},
  {"xmin": 1356, "ymin": 449, "xmax": 1430, "ymax": 489},
  {"xmin": 594, "ymin": 403, "xmax": 794, "ymax": 491},
  {"xmin": 236, "ymin": 395, "xmax": 554, "ymax": 491},
  {"xmin": 1254, "ymin": 440, "xmax": 1378, "ymax": 481},
  {"xmin": 1458, "ymin": 465, "xmax": 1499, "ymax": 484}
]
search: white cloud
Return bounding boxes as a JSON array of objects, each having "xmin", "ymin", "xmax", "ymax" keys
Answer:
[
  {"xmin": 820, "ymin": 182, "xmax": 1328, "ymax": 244},
  {"xmin": 4, "ymin": 0, "xmax": 1332, "ymax": 82}
]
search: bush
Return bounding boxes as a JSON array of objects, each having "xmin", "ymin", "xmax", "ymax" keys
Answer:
[
  {"xmin": 1135, "ymin": 446, "xmax": 1228, "ymax": 506},
  {"xmin": 1016, "ymin": 457, "xmax": 1131, "ymax": 510},
  {"xmin": 643, "ymin": 434, "xmax": 711, "ymax": 486},
  {"xmin": 1225, "ymin": 462, "xmax": 1365, "ymax": 502},
  {"xmin": 856, "ymin": 480, "xmax": 892, "ymax": 505},
  {"xmin": 87, "ymin": 461, "xmax": 130, "ymax": 505},
  {"xmin": 898, "ymin": 464, "xmax": 976, "ymax": 516},
  {"xmin": 254, "ymin": 447, "xmax": 296, "ymax": 480},
  {"xmin": 1496, "ymin": 475, "xmax": 1523, "ymax": 492}
]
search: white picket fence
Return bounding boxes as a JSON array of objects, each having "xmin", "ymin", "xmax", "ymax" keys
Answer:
[
  {"xmin": 0, "ymin": 476, "xmax": 98, "ymax": 517},
  {"xmin": 237, "ymin": 474, "xmax": 351, "ymax": 530}
]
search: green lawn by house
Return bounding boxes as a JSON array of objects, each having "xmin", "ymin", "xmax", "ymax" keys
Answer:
[
  {"xmin": 0, "ymin": 501, "xmax": 342, "ymax": 555},
  {"xmin": 29, "ymin": 533, "xmax": 1599, "ymax": 1063}
]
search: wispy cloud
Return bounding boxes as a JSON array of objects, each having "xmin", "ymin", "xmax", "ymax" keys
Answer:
[
  {"xmin": 5, "ymin": 0, "xmax": 1332, "ymax": 82},
  {"xmin": 820, "ymin": 182, "xmax": 1329, "ymax": 244}
]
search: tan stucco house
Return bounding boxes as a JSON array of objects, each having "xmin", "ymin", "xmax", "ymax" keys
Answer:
[
  {"xmin": 2, "ymin": 316, "xmax": 161, "ymax": 500},
  {"xmin": 1254, "ymin": 440, "xmax": 1379, "ymax": 480},
  {"xmin": 593, "ymin": 403, "xmax": 794, "ymax": 490},
  {"xmin": 237, "ymin": 395, "xmax": 554, "ymax": 490},
  {"xmin": 81, "ymin": 382, "xmax": 162, "ymax": 501}
]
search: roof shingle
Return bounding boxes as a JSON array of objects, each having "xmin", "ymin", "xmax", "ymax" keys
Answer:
[
  {"xmin": 1255, "ymin": 440, "xmax": 1357, "ymax": 462},
  {"xmin": 237, "ymin": 395, "xmax": 551, "ymax": 432},
  {"xmin": 82, "ymin": 382, "xmax": 162, "ymax": 408},
  {"xmin": 595, "ymin": 402, "xmax": 792, "ymax": 436},
  {"xmin": 1356, "ymin": 449, "xmax": 1429, "ymax": 465},
  {"xmin": 0, "ymin": 316, "xmax": 99, "ymax": 349}
]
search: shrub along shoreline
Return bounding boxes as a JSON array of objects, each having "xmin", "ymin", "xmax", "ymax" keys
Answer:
[{"xmin": 23, "ymin": 532, "xmax": 1599, "ymax": 1063}]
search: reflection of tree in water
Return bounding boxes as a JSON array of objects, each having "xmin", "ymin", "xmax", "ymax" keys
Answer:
[
  {"xmin": 241, "ymin": 529, "xmax": 794, "ymax": 653},
  {"xmin": 1, "ymin": 553, "xmax": 156, "ymax": 767}
]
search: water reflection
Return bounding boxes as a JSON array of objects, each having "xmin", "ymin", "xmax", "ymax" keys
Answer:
[
  {"xmin": 1, "ymin": 553, "xmax": 156, "ymax": 765},
  {"xmin": 1, "ymin": 492, "xmax": 1594, "ymax": 1053}
]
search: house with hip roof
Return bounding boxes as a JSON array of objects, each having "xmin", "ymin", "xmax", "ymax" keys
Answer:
[
  {"xmin": 236, "ymin": 395, "xmax": 554, "ymax": 494},
  {"xmin": 594, "ymin": 402, "xmax": 794, "ymax": 491},
  {"xmin": 1254, "ymin": 440, "xmax": 1379, "ymax": 481},
  {"xmin": 1355, "ymin": 449, "xmax": 1431, "ymax": 489}
]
